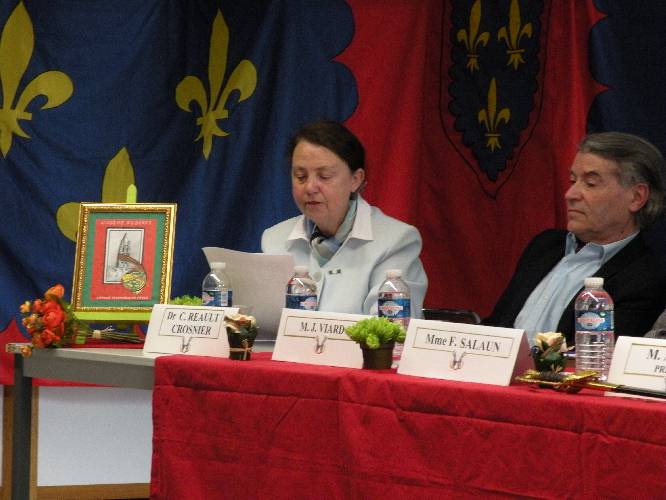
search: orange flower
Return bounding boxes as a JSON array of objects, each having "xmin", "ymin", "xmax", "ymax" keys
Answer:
[
  {"xmin": 32, "ymin": 333, "xmax": 46, "ymax": 348},
  {"xmin": 42, "ymin": 300, "xmax": 65, "ymax": 330},
  {"xmin": 39, "ymin": 329, "xmax": 59, "ymax": 347},
  {"xmin": 23, "ymin": 314, "xmax": 40, "ymax": 332},
  {"xmin": 31, "ymin": 299, "xmax": 43, "ymax": 314},
  {"xmin": 45, "ymin": 284, "xmax": 65, "ymax": 299},
  {"xmin": 19, "ymin": 301, "xmax": 31, "ymax": 314}
]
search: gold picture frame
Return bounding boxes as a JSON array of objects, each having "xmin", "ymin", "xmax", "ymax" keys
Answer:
[{"xmin": 71, "ymin": 203, "xmax": 177, "ymax": 322}]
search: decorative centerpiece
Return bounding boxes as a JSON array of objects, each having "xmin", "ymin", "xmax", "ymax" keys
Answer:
[
  {"xmin": 345, "ymin": 316, "xmax": 406, "ymax": 369},
  {"xmin": 225, "ymin": 313, "xmax": 258, "ymax": 360},
  {"xmin": 531, "ymin": 332, "xmax": 570, "ymax": 373},
  {"xmin": 18, "ymin": 284, "xmax": 142, "ymax": 356}
]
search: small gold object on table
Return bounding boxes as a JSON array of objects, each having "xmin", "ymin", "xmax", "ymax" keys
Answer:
[
  {"xmin": 515, "ymin": 369, "xmax": 666, "ymax": 399},
  {"xmin": 516, "ymin": 369, "xmax": 598, "ymax": 393},
  {"xmin": 225, "ymin": 313, "xmax": 258, "ymax": 361}
]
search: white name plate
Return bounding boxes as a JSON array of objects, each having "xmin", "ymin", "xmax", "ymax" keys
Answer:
[
  {"xmin": 608, "ymin": 336, "xmax": 666, "ymax": 393},
  {"xmin": 272, "ymin": 309, "xmax": 369, "ymax": 368},
  {"xmin": 143, "ymin": 304, "xmax": 239, "ymax": 356},
  {"xmin": 397, "ymin": 320, "xmax": 531, "ymax": 386}
]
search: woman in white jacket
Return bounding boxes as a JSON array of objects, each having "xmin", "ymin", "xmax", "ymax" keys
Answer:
[{"xmin": 262, "ymin": 120, "xmax": 427, "ymax": 316}]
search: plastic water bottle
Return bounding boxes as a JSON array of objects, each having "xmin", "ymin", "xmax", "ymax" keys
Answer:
[
  {"xmin": 202, "ymin": 262, "xmax": 233, "ymax": 307},
  {"xmin": 286, "ymin": 266, "xmax": 318, "ymax": 310},
  {"xmin": 574, "ymin": 277, "xmax": 614, "ymax": 381},
  {"xmin": 378, "ymin": 269, "xmax": 411, "ymax": 367}
]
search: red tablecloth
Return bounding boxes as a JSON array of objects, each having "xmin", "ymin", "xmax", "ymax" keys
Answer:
[{"xmin": 151, "ymin": 353, "xmax": 666, "ymax": 499}]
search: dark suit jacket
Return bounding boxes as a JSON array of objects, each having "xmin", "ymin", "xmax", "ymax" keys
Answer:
[{"xmin": 484, "ymin": 229, "xmax": 666, "ymax": 344}]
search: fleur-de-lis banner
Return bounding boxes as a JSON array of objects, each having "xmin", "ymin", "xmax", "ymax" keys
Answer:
[{"xmin": 3, "ymin": 0, "xmax": 666, "ymax": 382}]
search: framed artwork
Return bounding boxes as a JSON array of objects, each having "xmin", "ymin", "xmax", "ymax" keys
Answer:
[{"xmin": 71, "ymin": 203, "xmax": 177, "ymax": 321}]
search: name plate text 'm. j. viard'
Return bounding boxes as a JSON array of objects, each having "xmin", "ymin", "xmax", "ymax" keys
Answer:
[{"xmin": 272, "ymin": 309, "xmax": 369, "ymax": 368}]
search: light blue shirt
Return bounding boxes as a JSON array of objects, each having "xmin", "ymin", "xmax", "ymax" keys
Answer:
[{"xmin": 515, "ymin": 231, "xmax": 637, "ymax": 345}]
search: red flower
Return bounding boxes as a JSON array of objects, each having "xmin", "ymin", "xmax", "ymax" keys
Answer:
[
  {"xmin": 39, "ymin": 329, "xmax": 60, "ymax": 347},
  {"xmin": 42, "ymin": 300, "xmax": 65, "ymax": 330},
  {"xmin": 32, "ymin": 332, "xmax": 46, "ymax": 348}
]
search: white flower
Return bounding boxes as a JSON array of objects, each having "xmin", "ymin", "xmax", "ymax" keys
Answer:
[
  {"xmin": 225, "ymin": 313, "xmax": 257, "ymax": 333},
  {"xmin": 534, "ymin": 332, "xmax": 567, "ymax": 353}
]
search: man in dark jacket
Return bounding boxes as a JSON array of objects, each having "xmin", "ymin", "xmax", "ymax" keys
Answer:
[{"xmin": 485, "ymin": 132, "xmax": 666, "ymax": 345}]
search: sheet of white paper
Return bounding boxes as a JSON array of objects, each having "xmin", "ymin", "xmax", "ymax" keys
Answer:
[{"xmin": 203, "ymin": 247, "xmax": 295, "ymax": 339}]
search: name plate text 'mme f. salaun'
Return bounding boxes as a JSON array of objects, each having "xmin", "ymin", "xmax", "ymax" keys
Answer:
[{"xmin": 398, "ymin": 320, "xmax": 531, "ymax": 386}]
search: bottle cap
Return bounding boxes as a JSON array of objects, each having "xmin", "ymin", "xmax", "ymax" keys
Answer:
[
  {"xmin": 584, "ymin": 277, "xmax": 603, "ymax": 288},
  {"xmin": 294, "ymin": 265, "xmax": 308, "ymax": 275},
  {"xmin": 210, "ymin": 262, "xmax": 226, "ymax": 270},
  {"xmin": 386, "ymin": 269, "xmax": 402, "ymax": 278}
]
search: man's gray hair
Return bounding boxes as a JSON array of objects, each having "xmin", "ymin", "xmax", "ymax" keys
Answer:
[{"xmin": 579, "ymin": 132, "xmax": 666, "ymax": 228}]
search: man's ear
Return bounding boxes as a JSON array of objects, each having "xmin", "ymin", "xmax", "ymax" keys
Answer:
[{"xmin": 629, "ymin": 183, "xmax": 649, "ymax": 213}]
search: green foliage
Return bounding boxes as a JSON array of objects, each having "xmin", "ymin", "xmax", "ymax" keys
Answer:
[
  {"xmin": 169, "ymin": 295, "xmax": 204, "ymax": 305},
  {"xmin": 345, "ymin": 317, "xmax": 406, "ymax": 349}
]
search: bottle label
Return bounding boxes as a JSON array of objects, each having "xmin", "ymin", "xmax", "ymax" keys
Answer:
[
  {"xmin": 378, "ymin": 298, "xmax": 411, "ymax": 319},
  {"xmin": 575, "ymin": 310, "xmax": 613, "ymax": 331},
  {"xmin": 202, "ymin": 290, "xmax": 232, "ymax": 307},
  {"xmin": 286, "ymin": 294, "xmax": 318, "ymax": 310}
]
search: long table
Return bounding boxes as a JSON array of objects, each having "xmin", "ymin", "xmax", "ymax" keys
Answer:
[{"xmin": 151, "ymin": 353, "xmax": 666, "ymax": 499}]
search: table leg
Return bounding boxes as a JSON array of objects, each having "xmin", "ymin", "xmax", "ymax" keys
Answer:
[{"xmin": 11, "ymin": 355, "xmax": 32, "ymax": 500}]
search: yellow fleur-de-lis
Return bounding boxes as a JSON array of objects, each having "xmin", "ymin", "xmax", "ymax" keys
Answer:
[
  {"xmin": 0, "ymin": 2, "xmax": 73, "ymax": 157},
  {"xmin": 456, "ymin": 0, "xmax": 490, "ymax": 72},
  {"xmin": 498, "ymin": 0, "xmax": 533, "ymax": 70},
  {"xmin": 176, "ymin": 10, "xmax": 257, "ymax": 160},
  {"xmin": 56, "ymin": 148, "xmax": 137, "ymax": 242},
  {"xmin": 477, "ymin": 78, "xmax": 511, "ymax": 152}
]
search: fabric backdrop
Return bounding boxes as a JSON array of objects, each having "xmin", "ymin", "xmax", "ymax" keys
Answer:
[{"xmin": 2, "ymin": 0, "xmax": 666, "ymax": 383}]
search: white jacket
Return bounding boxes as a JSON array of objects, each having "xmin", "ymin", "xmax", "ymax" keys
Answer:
[{"xmin": 261, "ymin": 197, "xmax": 427, "ymax": 316}]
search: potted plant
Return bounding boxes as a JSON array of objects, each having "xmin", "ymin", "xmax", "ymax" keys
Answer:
[
  {"xmin": 345, "ymin": 317, "xmax": 406, "ymax": 369},
  {"xmin": 531, "ymin": 332, "xmax": 570, "ymax": 373},
  {"xmin": 225, "ymin": 313, "xmax": 258, "ymax": 360}
]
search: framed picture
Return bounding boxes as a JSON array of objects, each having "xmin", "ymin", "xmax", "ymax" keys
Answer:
[{"xmin": 71, "ymin": 203, "xmax": 177, "ymax": 321}]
